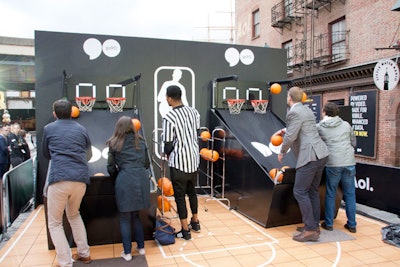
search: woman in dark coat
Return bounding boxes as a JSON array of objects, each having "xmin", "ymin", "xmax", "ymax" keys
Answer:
[{"xmin": 106, "ymin": 116, "xmax": 150, "ymax": 262}]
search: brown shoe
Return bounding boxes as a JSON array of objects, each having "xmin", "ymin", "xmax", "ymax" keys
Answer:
[
  {"xmin": 72, "ymin": 254, "xmax": 92, "ymax": 264},
  {"xmin": 296, "ymin": 226, "xmax": 321, "ymax": 234},
  {"xmin": 293, "ymin": 230, "xmax": 320, "ymax": 242}
]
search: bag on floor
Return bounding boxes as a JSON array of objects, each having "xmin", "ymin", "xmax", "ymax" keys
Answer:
[
  {"xmin": 154, "ymin": 216, "xmax": 175, "ymax": 245},
  {"xmin": 382, "ymin": 224, "xmax": 400, "ymax": 248}
]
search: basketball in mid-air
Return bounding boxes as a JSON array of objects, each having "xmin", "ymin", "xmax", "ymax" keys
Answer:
[
  {"xmin": 71, "ymin": 106, "xmax": 80, "ymax": 118},
  {"xmin": 270, "ymin": 83, "xmax": 282, "ymax": 95},
  {"xmin": 132, "ymin": 118, "xmax": 141, "ymax": 132},
  {"xmin": 270, "ymin": 134, "xmax": 283, "ymax": 146}
]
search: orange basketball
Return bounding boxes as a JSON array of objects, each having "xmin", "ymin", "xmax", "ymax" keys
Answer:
[
  {"xmin": 157, "ymin": 177, "xmax": 173, "ymax": 196},
  {"xmin": 301, "ymin": 92, "xmax": 307, "ymax": 103},
  {"xmin": 157, "ymin": 195, "xmax": 171, "ymax": 212},
  {"xmin": 275, "ymin": 171, "xmax": 284, "ymax": 183},
  {"xmin": 71, "ymin": 106, "xmax": 80, "ymax": 118},
  {"xmin": 201, "ymin": 149, "xmax": 219, "ymax": 162},
  {"xmin": 270, "ymin": 134, "xmax": 283, "ymax": 146},
  {"xmin": 200, "ymin": 148, "xmax": 210, "ymax": 160},
  {"xmin": 269, "ymin": 168, "xmax": 279, "ymax": 180},
  {"xmin": 270, "ymin": 83, "xmax": 282, "ymax": 95},
  {"xmin": 200, "ymin": 148, "xmax": 209, "ymax": 157},
  {"xmin": 200, "ymin": 131, "xmax": 211, "ymax": 141},
  {"xmin": 132, "ymin": 118, "xmax": 141, "ymax": 132}
]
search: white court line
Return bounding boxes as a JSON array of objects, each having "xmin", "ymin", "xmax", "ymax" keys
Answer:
[
  {"xmin": 333, "ymin": 241, "xmax": 341, "ymax": 267},
  {"xmin": 0, "ymin": 205, "xmax": 44, "ymax": 263},
  {"xmin": 159, "ymin": 199, "xmax": 388, "ymax": 266},
  {"xmin": 156, "ymin": 197, "xmax": 278, "ymax": 266}
]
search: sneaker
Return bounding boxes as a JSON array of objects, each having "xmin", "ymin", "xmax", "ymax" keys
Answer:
[
  {"xmin": 321, "ymin": 222, "xmax": 333, "ymax": 231},
  {"xmin": 121, "ymin": 251, "xmax": 132, "ymax": 261},
  {"xmin": 136, "ymin": 247, "xmax": 145, "ymax": 255},
  {"xmin": 175, "ymin": 229, "xmax": 191, "ymax": 240},
  {"xmin": 188, "ymin": 218, "xmax": 201, "ymax": 233},
  {"xmin": 344, "ymin": 223, "xmax": 356, "ymax": 233}
]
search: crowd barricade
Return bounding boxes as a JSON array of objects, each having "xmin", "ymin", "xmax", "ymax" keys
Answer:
[{"xmin": 1, "ymin": 157, "xmax": 36, "ymax": 239}]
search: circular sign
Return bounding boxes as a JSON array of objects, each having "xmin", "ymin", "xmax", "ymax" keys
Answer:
[{"xmin": 373, "ymin": 59, "xmax": 399, "ymax": 91}]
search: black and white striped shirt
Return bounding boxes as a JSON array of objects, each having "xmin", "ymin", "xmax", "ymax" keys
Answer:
[{"xmin": 162, "ymin": 105, "xmax": 200, "ymax": 173}]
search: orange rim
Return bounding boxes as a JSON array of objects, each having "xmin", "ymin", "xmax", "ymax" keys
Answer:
[{"xmin": 227, "ymin": 99, "xmax": 245, "ymax": 104}]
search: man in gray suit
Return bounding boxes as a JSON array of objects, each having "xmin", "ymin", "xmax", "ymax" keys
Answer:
[{"xmin": 277, "ymin": 86, "xmax": 329, "ymax": 242}]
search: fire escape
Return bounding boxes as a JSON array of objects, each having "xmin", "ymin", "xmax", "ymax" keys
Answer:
[{"xmin": 271, "ymin": 0, "xmax": 349, "ymax": 90}]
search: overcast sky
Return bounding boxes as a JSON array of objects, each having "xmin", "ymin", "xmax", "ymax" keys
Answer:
[{"xmin": 0, "ymin": 0, "xmax": 235, "ymax": 42}]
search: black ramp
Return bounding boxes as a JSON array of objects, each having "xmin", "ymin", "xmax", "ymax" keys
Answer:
[{"xmin": 215, "ymin": 109, "xmax": 297, "ymax": 171}]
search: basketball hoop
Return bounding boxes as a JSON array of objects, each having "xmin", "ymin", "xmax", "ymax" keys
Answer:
[
  {"xmin": 227, "ymin": 99, "xmax": 245, "ymax": 114},
  {"xmin": 107, "ymin": 97, "xmax": 126, "ymax": 113},
  {"xmin": 251, "ymin": 99, "xmax": 269, "ymax": 114},
  {"xmin": 75, "ymin": 97, "xmax": 96, "ymax": 112}
]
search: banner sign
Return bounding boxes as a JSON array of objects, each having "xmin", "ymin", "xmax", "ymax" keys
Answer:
[
  {"xmin": 349, "ymin": 90, "xmax": 377, "ymax": 158},
  {"xmin": 303, "ymin": 95, "xmax": 321, "ymax": 122}
]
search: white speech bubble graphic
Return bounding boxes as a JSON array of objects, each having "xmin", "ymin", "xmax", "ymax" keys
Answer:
[
  {"xmin": 102, "ymin": 39, "xmax": 121, "ymax": 58},
  {"xmin": 88, "ymin": 146, "xmax": 102, "ymax": 163},
  {"xmin": 83, "ymin": 38, "xmax": 102, "ymax": 60},
  {"xmin": 240, "ymin": 49, "xmax": 254, "ymax": 65},
  {"xmin": 225, "ymin": 47, "xmax": 240, "ymax": 67},
  {"xmin": 102, "ymin": 147, "xmax": 109, "ymax": 159},
  {"xmin": 251, "ymin": 141, "xmax": 272, "ymax": 157}
]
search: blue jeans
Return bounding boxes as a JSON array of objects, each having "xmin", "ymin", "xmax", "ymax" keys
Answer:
[
  {"xmin": 324, "ymin": 166, "xmax": 356, "ymax": 228},
  {"xmin": 120, "ymin": 211, "xmax": 144, "ymax": 254}
]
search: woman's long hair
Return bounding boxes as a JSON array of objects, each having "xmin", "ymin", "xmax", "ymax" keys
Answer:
[{"xmin": 106, "ymin": 116, "xmax": 142, "ymax": 151}]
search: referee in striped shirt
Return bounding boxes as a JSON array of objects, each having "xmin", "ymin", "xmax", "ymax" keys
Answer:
[{"xmin": 162, "ymin": 85, "xmax": 201, "ymax": 240}]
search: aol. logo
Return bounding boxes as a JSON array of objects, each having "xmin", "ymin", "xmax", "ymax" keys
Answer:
[
  {"xmin": 354, "ymin": 176, "xmax": 374, "ymax": 192},
  {"xmin": 83, "ymin": 38, "xmax": 121, "ymax": 60}
]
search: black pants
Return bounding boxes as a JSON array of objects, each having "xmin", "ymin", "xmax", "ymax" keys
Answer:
[{"xmin": 170, "ymin": 168, "xmax": 198, "ymax": 220}]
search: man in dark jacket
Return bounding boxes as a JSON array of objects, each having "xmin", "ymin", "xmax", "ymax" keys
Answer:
[
  {"xmin": 9, "ymin": 122, "xmax": 30, "ymax": 167},
  {"xmin": 42, "ymin": 99, "xmax": 92, "ymax": 267}
]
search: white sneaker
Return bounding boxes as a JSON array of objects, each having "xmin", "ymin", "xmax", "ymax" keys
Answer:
[
  {"xmin": 121, "ymin": 251, "xmax": 132, "ymax": 261},
  {"xmin": 136, "ymin": 247, "xmax": 145, "ymax": 255}
]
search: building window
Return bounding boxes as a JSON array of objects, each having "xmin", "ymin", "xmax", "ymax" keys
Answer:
[
  {"xmin": 252, "ymin": 9, "xmax": 260, "ymax": 38},
  {"xmin": 330, "ymin": 18, "xmax": 346, "ymax": 63},
  {"xmin": 284, "ymin": 0, "xmax": 293, "ymax": 17},
  {"xmin": 283, "ymin": 40, "xmax": 293, "ymax": 73},
  {"xmin": 329, "ymin": 99, "xmax": 345, "ymax": 106}
]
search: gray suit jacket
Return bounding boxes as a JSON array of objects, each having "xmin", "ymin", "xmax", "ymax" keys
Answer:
[{"xmin": 280, "ymin": 103, "xmax": 329, "ymax": 169}]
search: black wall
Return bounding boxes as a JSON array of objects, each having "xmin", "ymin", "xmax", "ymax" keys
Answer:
[{"xmin": 35, "ymin": 31, "xmax": 288, "ymax": 202}]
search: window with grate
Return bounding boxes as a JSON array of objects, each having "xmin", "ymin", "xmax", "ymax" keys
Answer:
[
  {"xmin": 330, "ymin": 17, "xmax": 346, "ymax": 63},
  {"xmin": 283, "ymin": 40, "xmax": 293, "ymax": 73},
  {"xmin": 284, "ymin": 0, "xmax": 293, "ymax": 17},
  {"xmin": 253, "ymin": 9, "xmax": 260, "ymax": 38}
]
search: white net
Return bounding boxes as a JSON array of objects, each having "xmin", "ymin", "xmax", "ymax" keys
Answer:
[
  {"xmin": 75, "ymin": 97, "xmax": 96, "ymax": 112},
  {"xmin": 251, "ymin": 100, "xmax": 268, "ymax": 114},
  {"xmin": 107, "ymin": 98, "xmax": 126, "ymax": 113},
  {"xmin": 227, "ymin": 99, "xmax": 245, "ymax": 114}
]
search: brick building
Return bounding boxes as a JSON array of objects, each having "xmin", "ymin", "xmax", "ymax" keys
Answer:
[{"xmin": 235, "ymin": 0, "xmax": 400, "ymax": 167}]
